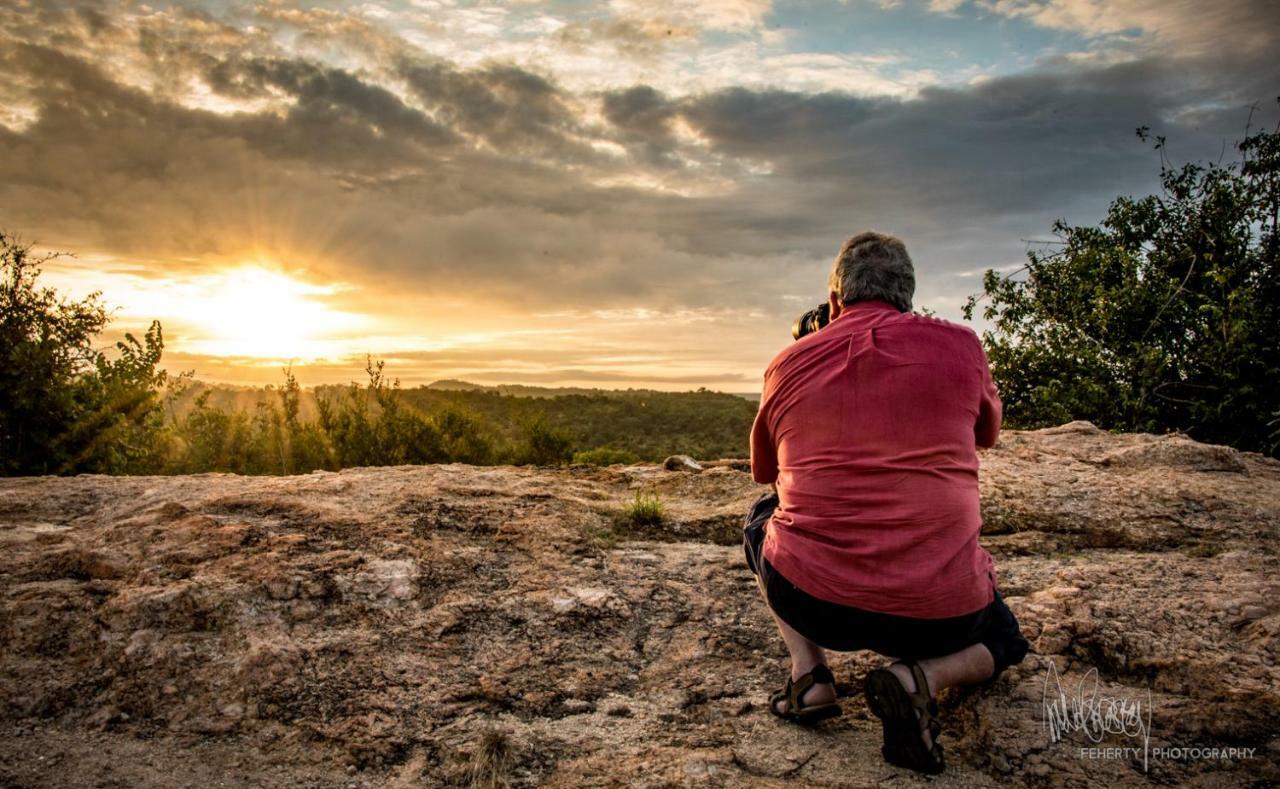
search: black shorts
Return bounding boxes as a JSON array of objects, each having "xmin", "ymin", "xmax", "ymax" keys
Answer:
[{"xmin": 743, "ymin": 492, "xmax": 1028, "ymax": 677}]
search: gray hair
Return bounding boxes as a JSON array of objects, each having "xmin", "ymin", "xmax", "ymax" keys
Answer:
[{"xmin": 827, "ymin": 231, "xmax": 915, "ymax": 312}]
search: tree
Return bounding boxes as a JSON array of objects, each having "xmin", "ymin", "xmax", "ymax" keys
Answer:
[
  {"xmin": 513, "ymin": 415, "xmax": 573, "ymax": 466},
  {"xmin": 317, "ymin": 357, "xmax": 446, "ymax": 468},
  {"xmin": 964, "ymin": 114, "xmax": 1280, "ymax": 455},
  {"xmin": 434, "ymin": 406, "xmax": 495, "ymax": 465},
  {"xmin": 0, "ymin": 232, "xmax": 171, "ymax": 474},
  {"xmin": 69, "ymin": 320, "xmax": 171, "ymax": 472},
  {"xmin": 171, "ymin": 389, "xmax": 250, "ymax": 473}
]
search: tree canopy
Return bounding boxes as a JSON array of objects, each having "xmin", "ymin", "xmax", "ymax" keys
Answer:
[
  {"xmin": 0, "ymin": 233, "xmax": 170, "ymax": 474},
  {"xmin": 965, "ymin": 114, "xmax": 1280, "ymax": 456}
]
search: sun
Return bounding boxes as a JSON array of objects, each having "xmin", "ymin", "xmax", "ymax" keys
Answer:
[{"xmin": 181, "ymin": 265, "xmax": 367, "ymax": 361}]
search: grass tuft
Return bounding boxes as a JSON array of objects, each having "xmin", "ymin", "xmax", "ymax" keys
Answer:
[
  {"xmin": 617, "ymin": 489, "xmax": 665, "ymax": 528},
  {"xmin": 468, "ymin": 728, "xmax": 513, "ymax": 789},
  {"xmin": 579, "ymin": 489, "xmax": 667, "ymax": 549}
]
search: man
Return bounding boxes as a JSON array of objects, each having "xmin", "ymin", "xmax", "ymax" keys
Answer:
[{"xmin": 743, "ymin": 231, "xmax": 1028, "ymax": 775}]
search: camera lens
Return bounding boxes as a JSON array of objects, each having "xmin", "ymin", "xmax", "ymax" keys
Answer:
[{"xmin": 791, "ymin": 303, "xmax": 831, "ymax": 340}]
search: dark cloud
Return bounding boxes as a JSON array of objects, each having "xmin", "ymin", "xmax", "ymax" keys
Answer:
[
  {"xmin": 601, "ymin": 85, "xmax": 681, "ymax": 165},
  {"xmin": 229, "ymin": 58, "xmax": 459, "ymax": 150},
  {"xmin": 673, "ymin": 54, "xmax": 1276, "ymax": 220},
  {"xmin": 612, "ymin": 51, "xmax": 1280, "ymax": 276},
  {"xmin": 74, "ymin": 4, "xmax": 113, "ymax": 36},
  {"xmin": 398, "ymin": 60, "xmax": 583, "ymax": 158}
]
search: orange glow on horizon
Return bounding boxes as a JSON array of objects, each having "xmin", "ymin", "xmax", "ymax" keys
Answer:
[
  {"xmin": 40, "ymin": 255, "xmax": 771, "ymax": 391},
  {"xmin": 177, "ymin": 265, "xmax": 367, "ymax": 360}
]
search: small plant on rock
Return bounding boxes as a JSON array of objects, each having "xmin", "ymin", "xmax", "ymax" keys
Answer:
[{"xmin": 617, "ymin": 489, "xmax": 665, "ymax": 529}]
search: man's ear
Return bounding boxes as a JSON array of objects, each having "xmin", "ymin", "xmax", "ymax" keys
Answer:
[{"xmin": 828, "ymin": 291, "xmax": 843, "ymax": 320}]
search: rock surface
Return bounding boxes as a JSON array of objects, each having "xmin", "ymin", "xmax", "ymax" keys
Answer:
[{"xmin": 1, "ymin": 422, "xmax": 1277, "ymax": 787}]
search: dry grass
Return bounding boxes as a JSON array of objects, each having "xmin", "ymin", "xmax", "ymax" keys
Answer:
[{"xmin": 468, "ymin": 729, "xmax": 513, "ymax": 789}]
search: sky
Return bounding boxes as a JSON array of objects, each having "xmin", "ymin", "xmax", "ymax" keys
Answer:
[{"xmin": 1, "ymin": 0, "xmax": 1277, "ymax": 392}]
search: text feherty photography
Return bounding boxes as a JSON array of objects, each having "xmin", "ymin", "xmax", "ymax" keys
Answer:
[{"xmin": 1042, "ymin": 660, "xmax": 1258, "ymax": 773}]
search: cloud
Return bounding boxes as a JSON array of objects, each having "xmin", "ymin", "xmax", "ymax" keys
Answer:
[
  {"xmin": 553, "ymin": 17, "xmax": 699, "ymax": 60},
  {"xmin": 601, "ymin": 85, "xmax": 682, "ymax": 164},
  {"xmin": 608, "ymin": 0, "xmax": 774, "ymax": 33},
  {"xmin": 0, "ymin": 39, "xmax": 774, "ymax": 315},
  {"xmin": 682, "ymin": 47, "xmax": 1278, "ymax": 217},
  {"xmin": 233, "ymin": 57, "xmax": 460, "ymax": 151},
  {"xmin": 398, "ymin": 59, "xmax": 586, "ymax": 159},
  {"xmin": 971, "ymin": 0, "xmax": 1280, "ymax": 56},
  {"xmin": 0, "ymin": 0, "xmax": 1277, "ymax": 392}
]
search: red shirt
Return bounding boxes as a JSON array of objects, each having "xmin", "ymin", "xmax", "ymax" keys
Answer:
[{"xmin": 750, "ymin": 299, "xmax": 1000, "ymax": 619}]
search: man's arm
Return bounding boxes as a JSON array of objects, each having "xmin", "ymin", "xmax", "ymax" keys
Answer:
[
  {"xmin": 750, "ymin": 374, "xmax": 779, "ymax": 485},
  {"xmin": 975, "ymin": 343, "xmax": 1002, "ymax": 449}
]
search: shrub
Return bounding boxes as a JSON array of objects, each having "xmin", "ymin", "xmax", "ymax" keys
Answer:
[
  {"xmin": 317, "ymin": 357, "xmax": 446, "ymax": 468},
  {"xmin": 434, "ymin": 406, "xmax": 496, "ymax": 465},
  {"xmin": 964, "ymin": 118, "xmax": 1280, "ymax": 455},
  {"xmin": 0, "ymin": 232, "xmax": 173, "ymax": 474},
  {"xmin": 512, "ymin": 415, "xmax": 573, "ymax": 466}
]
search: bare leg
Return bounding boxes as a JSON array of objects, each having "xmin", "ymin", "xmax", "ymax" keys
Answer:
[
  {"xmin": 886, "ymin": 643, "xmax": 994, "ymax": 748},
  {"xmin": 756, "ymin": 575, "xmax": 836, "ymax": 711},
  {"xmin": 893, "ymin": 643, "xmax": 994, "ymax": 694}
]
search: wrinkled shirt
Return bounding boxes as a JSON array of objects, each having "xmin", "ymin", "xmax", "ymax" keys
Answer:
[{"xmin": 750, "ymin": 299, "xmax": 1000, "ymax": 618}]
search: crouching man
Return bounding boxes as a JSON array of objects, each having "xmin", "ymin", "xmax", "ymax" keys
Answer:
[{"xmin": 744, "ymin": 231, "xmax": 1028, "ymax": 775}]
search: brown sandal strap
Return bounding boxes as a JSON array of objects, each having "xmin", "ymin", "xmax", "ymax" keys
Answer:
[
  {"xmin": 899, "ymin": 662, "xmax": 939, "ymax": 734},
  {"xmin": 783, "ymin": 665, "xmax": 836, "ymax": 713},
  {"xmin": 907, "ymin": 663, "xmax": 932, "ymax": 706},
  {"xmin": 789, "ymin": 675, "xmax": 809, "ymax": 711},
  {"xmin": 809, "ymin": 664, "xmax": 835, "ymax": 685}
]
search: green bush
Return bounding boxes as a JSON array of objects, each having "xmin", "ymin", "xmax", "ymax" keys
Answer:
[
  {"xmin": 391, "ymin": 386, "xmax": 756, "ymax": 462},
  {"xmin": 965, "ymin": 119, "xmax": 1280, "ymax": 456},
  {"xmin": 170, "ymin": 390, "xmax": 249, "ymax": 473},
  {"xmin": 512, "ymin": 415, "xmax": 573, "ymax": 466},
  {"xmin": 0, "ymin": 232, "xmax": 172, "ymax": 474},
  {"xmin": 434, "ymin": 406, "xmax": 496, "ymax": 465},
  {"xmin": 316, "ymin": 357, "xmax": 446, "ymax": 469}
]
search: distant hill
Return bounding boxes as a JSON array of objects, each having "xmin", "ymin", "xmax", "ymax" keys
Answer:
[
  {"xmin": 424, "ymin": 379, "xmax": 488, "ymax": 392},
  {"xmin": 426, "ymin": 379, "xmax": 760, "ymax": 401},
  {"xmin": 171, "ymin": 377, "xmax": 758, "ymax": 405}
]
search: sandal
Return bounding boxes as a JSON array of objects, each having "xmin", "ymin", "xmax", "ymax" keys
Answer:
[
  {"xmin": 864, "ymin": 662, "xmax": 945, "ymax": 775},
  {"xmin": 768, "ymin": 664, "xmax": 841, "ymax": 725}
]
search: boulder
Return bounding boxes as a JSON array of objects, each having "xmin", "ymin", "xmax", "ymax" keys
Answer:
[{"xmin": 662, "ymin": 454, "xmax": 704, "ymax": 472}]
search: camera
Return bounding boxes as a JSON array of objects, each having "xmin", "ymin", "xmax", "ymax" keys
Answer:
[{"xmin": 790, "ymin": 302, "xmax": 830, "ymax": 340}]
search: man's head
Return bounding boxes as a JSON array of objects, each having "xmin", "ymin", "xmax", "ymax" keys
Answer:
[{"xmin": 827, "ymin": 231, "xmax": 914, "ymax": 314}]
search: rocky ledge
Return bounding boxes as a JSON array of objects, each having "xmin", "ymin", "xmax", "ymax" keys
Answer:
[{"xmin": 1, "ymin": 422, "xmax": 1277, "ymax": 787}]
